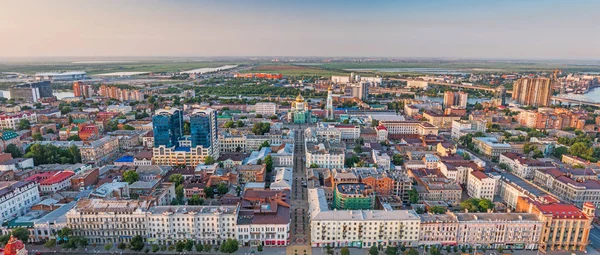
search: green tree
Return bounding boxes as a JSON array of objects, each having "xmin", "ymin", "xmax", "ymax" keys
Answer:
[
  {"xmin": 104, "ymin": 243, "xmax": 113, "ymax": 251},
  {"xmin": 117, "ymin": 242, "xmax": 127, "ymax": 250},
  {"xmin": 152, "ymin": 244, "xmax": 160, "ymax": 253},
  {"xmin": 203, "ymin": 244, "xmax": 212, "ymax": 252},
  {"xmin": 264, "ymin": 155, "xmax": 273, "ymax": 172},
  {"xmin": 67, "ymin": 135, "xmax": 81, "ymax": 141},
  {"xmin": 259, "ymin": 140, "xmax": 270, "ymax": 150},
  {"xmin": 258, "ymin": 244, "xmax": 264, "ymax": 252},
  {"xmin": 400, "ymin": 244, "xmax": 406, "ymax": 252},
  {"xmin": 371, "ymin": 119, "xmax": 379, "ymax": 127},
  {"xmin": 123, "ymin": 125, "xmax": 136, "ymax": 130},
  {"xmin": 176, "ymin": 184, "xmax": 184, "ymax": 200},
  {"xmin": 353, "ymin": 144, "xmax": 363, "ymax": 154},
  {"xmin": 12, "ymin": 227, "xmax": 29, "ymax": 242},
  {"xmin": 32, "ymin": 133, "xmax": 44, "ymax": 141},
  {"xmin": 18, "ymin": 119, "xmax": 31, "ymax": 130},
  {"xmin": 204, "ymin": 156, "xmax": 216, "ymax": 165},
  {"xmin": 385, "ymin": 245, "xmax": 398, "ymax": 255},
  {"xmin": 409, "ymin": 188, "xmax": 419, "ymax": 204},
  {"xmin": 185, "ymin": 240, "xmax": 194, "ymax": 251},
  {"xmin": 4, "ymin": 143, "xmax": 22, "ymax": 158},
  {"xmin": 309, "ymin": 163, "xmax": 319, "ymax": 168},
  {"xmin": 175, "ymin": 241, "xmax": 185, "ymax": 252},
  {"xmin": 217, "ymin": 182, "xmax": 229, "ymax": 195},
  {"xmin": 188, "ymin": 194, "xmax": 204, "ymax": 205},
  {"xmin": 236, "ymin": 120, "xmax": 245, "ymax": 127},
  {"xmin": 169, "ymin": 174, "xmax": 184, "ymax": 186},
  {"xmin": 553, "ymin": 146, "xmax": 569, "ymax": 158},
  {"xmin": 325, "ymin": 245, "xmax": 334, "ymax": 255},
  {"xmin": 204, "ymin": 186, "xmax": 214, "ymax": 198},
  {"xmin": 252, "ymin": 122, "xmax": 270, "ymax": 135},
  {"xmin": 130, "ymin": 235, "xmax": 145, "ymax": 251},
  {"xmin": 44, "ymin": 239, "xmax": 56, "ymax": 248},
  {"xmin": 122, "ymin": 170, "xmax": 139, "ymax": 184},
  {"xmin": 392, "ymin": 154, "xmax": 404, "ymax": 165},
  {"xmin": 182, "ymin": 121, "xmax": 190, "ymax": 135},
  {"xmin": 369, "ymin": 244, "xmax": 379, "ymax": 255},
  {"xmin": 224, "ymin": 121, "xmax": 235, "ymax": 128},
  {"xmin": 429, "ymin": 206, "xmax": 446, "ymax": 214},
  {"xmin": 219, "ymin": 238, "xmax": 239, "ymax": 254}
]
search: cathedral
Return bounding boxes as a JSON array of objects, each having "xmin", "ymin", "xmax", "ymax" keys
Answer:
[{"xmin": 288, "ymin": 93, "xmax": 314, "ymax": 124}]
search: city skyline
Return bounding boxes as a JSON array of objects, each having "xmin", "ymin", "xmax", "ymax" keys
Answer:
[{"xmin": 1, "ymin": 0, "xmax": 599, "ymax": 59}]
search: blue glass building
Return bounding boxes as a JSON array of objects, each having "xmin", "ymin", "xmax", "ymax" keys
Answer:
[
  {"xmin": 152, "ymin": 108, "xmax": 183, "ymax": 148},
  {"xmin": 190, "ymin": 109, "xmax": 218, "ymax": 148}
]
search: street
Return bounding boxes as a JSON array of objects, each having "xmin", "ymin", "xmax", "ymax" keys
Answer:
[{"xmin": 288, "ymin": 128, "xmax": 311, "ymax": 254}]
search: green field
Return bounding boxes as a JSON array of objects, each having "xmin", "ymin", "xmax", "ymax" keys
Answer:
[{"xmin": 239, "ymin": 64, "xmax": 350, "ymax": 77}]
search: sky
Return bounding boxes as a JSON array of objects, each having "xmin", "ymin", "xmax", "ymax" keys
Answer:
[{"xmin": 1, "ymin": 0, "xmax": 599, "ymax": 59}]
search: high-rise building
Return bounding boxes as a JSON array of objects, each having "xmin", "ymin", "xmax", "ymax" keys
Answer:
[
  {"xmin": 494, "ymin": 85, "xmax": 506, "ymax": 106},
  {"xmin": 190, "ymin": 109, "xmax": 219, "ymax": 153},
  {"xmin": 10, "ymin": 81, "xmax": 53, "ymax": 102},
  {"xmin": 152, "ymin": 108, "xmax": 183, "ymax": 148},
  {"xmin": 443, "ymin": 91, "xmax": 468, "ymax": 108},
  {"xmin": 325, "ymin": 85, "xmax": 334, "ymax": 119},
  {"xmin": 512, "ymin": 78, "xmax": 552, "ymax": 107},
  {"xmin": 73, "ymin": 81, "xmax": 83, "ymax": 97}
]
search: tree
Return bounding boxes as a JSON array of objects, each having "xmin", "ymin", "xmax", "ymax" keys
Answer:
[
  {"xmin": 325, "ymin": 245, "xmax": 334, "ymax": 255},
  {"xmin": 369, "ymin": 244, "xmax": 379, "ymax": 255},
  {"xmin": 219, "ymin": 238, "xmax": 239, "ymax": 254},
  {"xmin": 252, "ymin": 122, "xmax": 270, "ymax": 135},
  {"xmin": 152, "ymin": 244, "xmax": 160, "ymax": 253},
  {"xmin": 264, "ymin": 155, "xmax": 273, "ymax": 172},
  {"xmin": 460, "ymin": 198, "xmax": 494, "ymax": 212},
  {"xmin": 429, "ymin": 206, "xmax": 446, "ymax": 214},
  {"xmin": 371, "ymin": 119, "xmax": 380, "ymax": 127},
  {"xmin": 407, "ymin": 248, "xmax": 419, "ymax": 255},
  {"xmin": 224, "ymin": 121, "xmax": 235, "ymax": 128},
  {"xmin": 175, "ymin": 241, "xmax": 185, "ymax": 252},
  {"xmin": 400, "ymin": 244, "xmax": 406, "ymax": 252},
  {"xmin": 497, "ymin": 245, "xmax": 505, "ymax": 253},
  {"xmin": 188, "ymin": 194, "xmax": 204, "ymax": 205},
  {"xmin": 409, "ymin": 188, "xmax": 419, "ymax": 204},
  {"xmin": 176, "ymin": 184, "xmax": 184, "ymax": 200},
  {"xmin": 255, "ymin": 114, "xmax": 263, "ymax": 118},
  {"xmin": 392, "ymin": 154, "xmax": 404, "ymax": 165},
  {"xmin": 340, "ymin": 247, "xmax": 350, "ymax": 255},
  {"xmin": 553, "ymin": 146, "xmax": 568, "ymax": 158},
  {"xmin": 236, "ymin": 120, "xmax": 245, "ymax": 127},
  {"xmin": 259, "ymin": 140, "xmax": 270, "ymax": 150},
  {"xmin": 130, "ymin": 235, "xmax": 145, "ymax": 251},
  {"xmin": 57, "ymin": 227, "xmax": 73, "ymax": 240},
  {"xmin": 169, "ymin": 174, "xmax": 184, "ymax": 186},
  {"xmin": 204, "ymin": 186, "xmax": 215, "ymax": 198},
  {"xmin": 44, "ymin": 239, "xmax": 56, "ymax": 248},
  {"xmin": 12, "ymin": 227, "xmax": 29, "ymax": 243},
  {"xmin": 67, "ymin": 135, "xmax": 81, "ymax": 141},
  {"xmin": 257, "ymin": 244, "xmax": 263, "ymax": 252},
  {"xmin": 117, "ymin": 242, "xmax": 127, "ymax": 250},
  {"xmin": 18, "ymin": 119, "xmax": 31, "ymax": 130},
  {"xmin": 204, "ymin": 156, "xmax": 216, "ymax": 165},
  {"xmin": 122, "ymin": 170, "xmax": 139, "ymax": 184},
  {"xmin": 203, "ymin": 244, "xmax": 212, "ymax": 252},
  {"xmin": 217, "ymin": 182, "xmax": 229, "ymax": 195},
  {"xmin": 123, "ymin": 125, "xmax": 136, "ymax": 130},
  {"xmin": 353, "ymin": 144, "xmax": 363, "ymax": 154},
  {"xmin": 104, "ymin": 243, "xmax": 113, "ymax": 251},
  {"xmin": 309, "ymin": 163, "xmax": 319, "ymax": 168},
  {"xmin": 32, "ymin": 133, "xmax": 44, "ymax": 141},
  {"xmin": 4, "ymin": 144, "xmax": 22, "ymax": 158},
  {"xmin": 385, "ymin": 246, "xmax": 398, "ymax": 255},
  {"xmin": 24, "ymin": 143, "xmax": 80, "ymax": 165},
  {"xmin": 185, "ymin": 240, "xmax": 194, "ymax": 251}
]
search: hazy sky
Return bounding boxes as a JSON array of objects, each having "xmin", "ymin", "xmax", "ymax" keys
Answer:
[{"xmin": 1, "ymin": 0, "xmax": 599, "ymax": 59}]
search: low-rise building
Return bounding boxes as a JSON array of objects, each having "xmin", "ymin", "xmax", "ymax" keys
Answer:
[
  {"xmin": 419, "ymin": 213, "xmax": 458, "ymax": 246},
  {"xmin": 309, "ymin": 188, "xmax": 421, "ymax": 249},
  {"xmin": 254, "ymin": 102, "xmax": 277, "ymax": 116},
  {"xmin": 39, "ymin": 171, "xmax": 75, "ymax": 194},
  {"xmin": 454, "ymin": 212, "xmax": 542, "ymax": 249},
  {"xmin": 237, "ymin": 190, "xmax": 291, "ymax": 247},
  {"xmin": 533, "ymin": 168, "xmax": 600, "ymax": 208},
  {"xmin": 80, "ymin": 136, "xmax": 120, "ymax": 165},
  {"xmin": 333, "ymin": 183, "xmax": 374, "ymax": 210},
  {"xmin": 0, "ymin": 181, "xmax": 40, "ymax": 223},
  {"xmin": 379, "ymin": 121, "xmax": 438, "ymax": 138},
  {"xmin": 472, "ymin": 137, "xmax": 512, "ymax": 160},
  {"xmin": 235, "ymin": 165, "xmax": 266, "ymax": 184},
  {"xmin": 305, "ymin": 141, "xmax": 345, "ymax": 169},
  {"xmin": 499, "ymin": 152, "xmax": 554, "ymax": 179},
  {"xmin": 467, "ymin": 171, "xmax": 499, "ymax": 200}
]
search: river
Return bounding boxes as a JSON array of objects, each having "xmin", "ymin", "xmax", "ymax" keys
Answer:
[{"xmin": 0, "ymin": 90, "xmax": 74, "ymax": 100}]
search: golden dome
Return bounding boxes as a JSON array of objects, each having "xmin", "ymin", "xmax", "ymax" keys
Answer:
[{"xmin": 296, "ymin": 93, "xmax": 305, "ymax": 102}]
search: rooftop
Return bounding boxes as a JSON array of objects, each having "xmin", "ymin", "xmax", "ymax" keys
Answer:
[
  {"xmin": 39, "ymin": 171, "xmax": 75, "ymax": 185},
  {"xmin": 74, "ymin": 199, "xmax": 146, "ymax": 213},
  {"xmin": 454, "ymin": 212, "xmax": 540, "ymax": 222}
]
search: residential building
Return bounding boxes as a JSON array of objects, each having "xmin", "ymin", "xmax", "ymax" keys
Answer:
[
  {"xmin": 235, "ymin": 165, "xmax": 266, "ymax": 184},
  {"xmin": 419, "ymin": 213, "xmax": 458, "ymax": 246},
  {"xmin": 270, "ymin": 143, "xmax": 294, "ymax": 167},
  {"xmin": 512, "ymin": 78, "xmax": 553, "ymax": 107},
  {"xmin": 333, "ymin": 183, "xmax": 374, "ymax": 210},
  {"xmin": 532, "ymin": 168, "xmax": 600, "ymax": 208},
  {"xmin": 0, "ymin": 112, "xmax": 37, "ymax": 130},
  {"xmin": 499, "ymin": 152, "xmax": 554, "ymax": 179},
  {"xmin": 309, "ymin": 188, "xmax": 421, "ymax": 248},
  {"xmin": 516, "ymin": 197, "xmax": 594, "ymax": 252},
  {"xmin": 304, "ymin": 127, "xmax": 342, "ymax": 143},
  {"xmin": 371, "ymin": 150, "xmax": 391, "ymax": 170},
  {"xmin": 254, "ymin": 102, "xmax": 277, "ymax": 116},
  {"xmin": 443, "ymin": 91, "xmax": 468, "ymax": 108},
  {"xmin": 305, "ymin": 141, "xmax": 345, "ymax": 169},
  {"xmin": 467, "ymin": 171, "xmax": 499, "ymax": 200},
  {"xmin": 237, "ymin": 190, "xmax": 291, "ymax": 246},
  {"xmin": 146, "ymin": 205, "xmax": 239, "ymax": 245},
  {"xmin": 39, "ymin": 171, "xmax": 75, "ymax": 194},
  {"xmin": 422, "ymin": 111, "xmax": 461, "ymax": 129},
  {"xmin": 353, "ymin": 168, "xmax": 394, "ymax": 196},
  {"xmin": 472, "ymin": 137, "xmax": 512, "ymax": 160},
  {"xmin": 219, "ymin": 134, "xmax": 246, "ymax": 153},
  {"xmin": 0, "ymin": 181, "xmax": 40, "ymax": 223},
  {"xmin": 66, "ymin": 199, "xmax": 148, "ymax": 244},
  {"xmin": 80, "ymin": 136, "xmax": 120, "ymax": 165},
  {"xmin": 407, "ymin": 80, "xmax": 428, "ymax": 90},
  {"xmin": 379, "ymin": 121, "xmax": 438, "ymax": 138},
  {"xmin": 454, "ymin": 212, "xmax": 542, "ymax": 249},
  {"xmin": 451, "ymin": 120, "xmax": 473, "ymax": 140}
]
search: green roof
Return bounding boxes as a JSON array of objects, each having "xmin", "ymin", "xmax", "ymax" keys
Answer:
[
  {"xmin": 72, "ymin": 119, "xmax": 87, "ymax": 124},
  {"xmin": 1, "ymin": 131, "xmax": 18, "ymax": 141},
  {"xmin": 6, "ymin": 218, "xmax": 33, "ymax": 228}
]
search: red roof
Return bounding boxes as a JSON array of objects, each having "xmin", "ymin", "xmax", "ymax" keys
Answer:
[
  {"xmin": 40, "ymin": 171, "xmax": 75, "ymax": 185},
  {"xmin": 25, "ymin": 171, "xmax": 59, "ymax": 182},
  {"xmin": 538, "ymin": 204, "xmax": 587, "ymax": 220},
  {"xmin": 470, "ymin": 170, "xmax": 488, "ymax": 181},
  {"xmin": 375, "ymin": 125, "xmax": 387, "ymax": 131}
]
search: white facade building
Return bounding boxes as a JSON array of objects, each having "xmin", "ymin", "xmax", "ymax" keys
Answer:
[
  {"xmin": 455, "ymin": 212, "xmax": 542, "ymax": 249},
  {"xmin": 254, "ymin": 102, "xmax": 277, "ymax": 116},
  {"xmin": 467, "ymin": 171, "xmax": 499, "ymax": 201},
  {"xmin": 305, "ymin": 141, "xmax": 345, "ymax": 169},
  {"xmin": 0, "ymin": 181, "xmax": 40, "ymax": 223}
]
